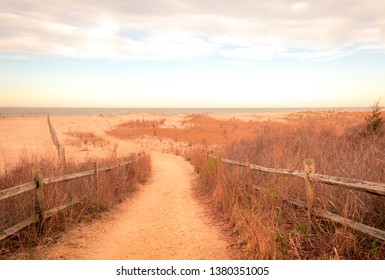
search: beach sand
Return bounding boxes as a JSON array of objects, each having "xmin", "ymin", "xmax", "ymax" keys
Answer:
[
  {"xmin": 0, "ymin": 113, "xmax": 180, "ymax": 171},
  {"xmin": 1, "ymin": 109, "xmax": 361, "ymax": 171},
  {"xmin": 0, "ymin": 116, "xmax": 56, "ymax": 171}
]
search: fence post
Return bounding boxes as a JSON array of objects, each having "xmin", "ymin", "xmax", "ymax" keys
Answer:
[
  {"xmin": 246, "ymin": 158, "xmax": 253, "ymax": 189},
  {"xmin": 93, "ymin": 162, "xmax": 99, "ymax": 204},
  {"xmin": 32, "ymin": 166, "xmax": 45, "ymax": 236},
  {"xmin": 61, "ymin": 146, "xmax": 66, "ymax": 164},
  {"xmin": 304, "ymin": 158, "xmax": 316, "ymax": 224},
  {"xmin": 93, "ymin": 162, "xmax": 99, "ymax": 191}
]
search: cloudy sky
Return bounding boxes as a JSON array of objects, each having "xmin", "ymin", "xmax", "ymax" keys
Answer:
[{"xmin": 1, "ymin": 0, "xmax": 384, "ymax": 108}]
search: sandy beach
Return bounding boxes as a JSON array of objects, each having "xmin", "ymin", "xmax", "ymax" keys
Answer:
[
  {"xmin": 0, "ymin": 113, "xmax": 171, "ymax": 171},
  {"xmin": 0, "ymin": 109, "xmax": 368, "ymax": 173},
  {"xmin": 0, "ymin": 111, "xmax": 291, "ymax": 172},
  {"xmin": 0, "ymin": 116, "xmax": 56, "ymax": 171}
]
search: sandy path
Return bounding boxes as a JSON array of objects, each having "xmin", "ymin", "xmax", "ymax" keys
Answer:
[{"xmin": 35, "ymin": 152, "xmax": 231, "ymax": 260}]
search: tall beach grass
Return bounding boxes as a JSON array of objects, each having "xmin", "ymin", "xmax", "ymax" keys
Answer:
[
  {"xmin": 0, "ymin": 152, "xmax": 151, "ymax": 259},
  {"xmin": 187, "ymin": 110, "xmax": 385, "ymax": 259}
]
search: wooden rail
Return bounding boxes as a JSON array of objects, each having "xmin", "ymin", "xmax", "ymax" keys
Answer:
[
  {"xmin": 221, "ymin": 158, "xmax": 305, "ymax": 179},
  {"xmin": 211, "ymin": 155, "xmax": 385, "ymax": 242},
  {"xmin": 0, "ymin": 182, "xmax": 36, "ymax": 201},
  {"xmin": 0, "ymin": 155, "xmax": 144, "ymax": 242},
  {"xmin": 287, "ymin": 199, "xmax": 385, "ymax": 242}
]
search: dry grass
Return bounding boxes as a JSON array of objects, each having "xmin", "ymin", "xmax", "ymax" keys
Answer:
[
  {"xmin": 106, "ymin": 114, "xmax": 258, "ymax": 146},
  {"xmin": 65, "ymin": 131, "xmax": 109, "ymax": 148},
  {"xmin": 103, "ymin": 109, "xmax": 385, "ymax": 259},
  {"xmin": 187, "ymin": 110, "xmax": 385, "ymax": 259},
  {"xmin": 0, "ymin": 152, "xmax": 151, "ymax": 259},
  {"xmin": 118, "ymin": 119, "xmax": 166, "ymax": 128}
]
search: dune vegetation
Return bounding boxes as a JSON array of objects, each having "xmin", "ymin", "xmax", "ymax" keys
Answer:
[
  {"xmin": 186, "ymin": 108, "xmax": 385, "ymax": 259},
  {"xmin": 0, "ymin": 152, "xmax": 151, "ymax": 259}
]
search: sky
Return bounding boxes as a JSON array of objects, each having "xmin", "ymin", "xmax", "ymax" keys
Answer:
[{"xmin": 0, "ymin": 0, "xmax": 385, "ymax": 108}]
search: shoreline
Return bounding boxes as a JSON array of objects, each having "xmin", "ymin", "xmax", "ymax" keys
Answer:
[
  {"xmin": 0, "ymin": 109, "xmax": 370, "ymax": 172},
  {"xmin": 0, "ymin": 107, "xmax": 370, "ymax": 118}
]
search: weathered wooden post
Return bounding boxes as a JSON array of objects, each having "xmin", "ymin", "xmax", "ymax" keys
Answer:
[
  {"xmin": 304, "ymin": 158, "xmax": 316, "ymax": 225},
  {"xmin": 62, "ymin": 146, "xmax": 66, "ymax": 164},
  {"xmin": 93, "ymin": 162, "xmax": 99, "ymax": 191},
  {"xmin": 93, "ymin": 161, "xmax": 100, "ymax": 204},
  {"xmin": 32, "ymin": 166, "xmax": 45, "ymax": 236},
  {"xmin": 246, "ymin": 158, "xmax": 253, "ymax": 190},
  {"xmin": 59, "ymin": 145, "xmax": 66, "ymax": 164}
]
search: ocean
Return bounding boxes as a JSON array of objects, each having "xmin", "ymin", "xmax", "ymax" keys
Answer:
[{"xmin": 0, "ymin": 107, "xmax": 369, "ymax": 117}]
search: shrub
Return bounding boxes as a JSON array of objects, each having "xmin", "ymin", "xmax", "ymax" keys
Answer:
[{"xmin": 360, "ymin": 99, "xmax": 384, "ymax": 138}]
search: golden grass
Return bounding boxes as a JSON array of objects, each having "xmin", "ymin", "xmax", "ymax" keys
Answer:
[
  {"xmin": 118, "ymin": 119, "xmax": 166, "ymax": 128},
  {"xmin": 94, "ymin": 109, "xmax": 385, "ymax": 259},
  {"xmin": 186, "ymin": 110, "xmax": 385, "ymax": 259},
  {"xmin": 106, "ymin": 114, "xmax": 258, "ymax": 146},
  {"xmin": 0, "ymin": 152, "xmax": 151, "ymax": 259},
  {"xmin": 65, "ymin": 131, "xmax": 109, "ymax": 148}
]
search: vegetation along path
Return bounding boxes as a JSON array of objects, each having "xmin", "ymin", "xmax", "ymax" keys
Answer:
[{"xmin": 35, "ymin": 152, "xmax": 232, "ymax": 259}]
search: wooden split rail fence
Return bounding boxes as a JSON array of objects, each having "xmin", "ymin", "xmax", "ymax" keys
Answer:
[
  {"xmin": 210, "ymin": 155, "xmax": 385, "ymax": 242},
  {"xmin": 0, "ymin": 155, "xmax": 144, "ymax": 242},
  {"xmin": 47, "ymin": 115, "xmax": 66, "ymax": 163}
]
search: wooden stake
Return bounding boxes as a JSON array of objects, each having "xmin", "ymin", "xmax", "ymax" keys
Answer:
[
  {"xmin": 61, "ymin": 146, "xmax": 66, "ymax": 164},
  {"xmin": 93, "ymin": 162, "xmax": 99, "ymax": 203},
  {"xmin": 246, "ymin": 158, "xmax": 253, "ymax": 190},
  {"xmin": 32, "ymin": 166, "xmax": 45, "ymax": 236},
  {"xmin": 93, "ymin": 162, "xmax": 99, "ymax": 192},
  {"xmin": 304, "ymin": 158, "xmax": 316, "ymax": 223}
]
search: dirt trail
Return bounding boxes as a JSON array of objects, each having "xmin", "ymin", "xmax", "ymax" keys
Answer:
[{"xmin": 35, "ymin": 152, "xmax": 232, "ymax": 260}]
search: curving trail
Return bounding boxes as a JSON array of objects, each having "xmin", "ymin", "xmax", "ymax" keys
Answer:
[{"xmin": 35, "ymin": 152, "xmax": 232, "ymax": 260}]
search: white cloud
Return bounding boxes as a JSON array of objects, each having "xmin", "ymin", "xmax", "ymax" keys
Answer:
[
  {"xmin": 0, "ymin": 0, "xmax": 385, "ymax": 60},
  {"xmin": 291, "ymin": 2, "xmax": 309, "ymax": 11},
  {"xmin": 86, "ymin": 20, "xmax": 120, "ymax": 40}
]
